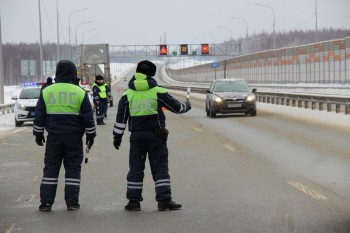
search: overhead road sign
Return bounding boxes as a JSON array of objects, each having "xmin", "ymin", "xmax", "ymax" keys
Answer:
[{"xmin": 181, "ymin": 44, "xmax": 188, "ymax": 55}]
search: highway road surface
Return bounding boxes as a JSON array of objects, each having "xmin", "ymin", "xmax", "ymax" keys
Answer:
[{"xmin": 1, "ymin": 73, "xmax": 350, "ymax": 233}]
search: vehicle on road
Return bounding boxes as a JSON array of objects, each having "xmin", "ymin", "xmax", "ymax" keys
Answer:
[
  {"xmin": 12, "ymin": 86, "xmax": 41, "ymax": 127},
  {"xmin": 205, "ymin": 79, "xmax": 257, "ymax": 118}
]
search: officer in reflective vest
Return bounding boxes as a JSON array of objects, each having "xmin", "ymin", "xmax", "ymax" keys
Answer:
[
  {"xmin": 33, "ymin": 60, "xmax": 96, "ymax": 211},
  {"xmin": 92, "ymin": 75, "xmax": 111, "ymax": 125},
  {"xmin": 113, "ymin": 60, "xmax": 191, "ymax": 211}
]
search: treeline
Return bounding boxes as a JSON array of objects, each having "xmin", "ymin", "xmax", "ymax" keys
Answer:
[{"xmin": 2, "ymin": 28, "xmax": 350, "ymax": 85}]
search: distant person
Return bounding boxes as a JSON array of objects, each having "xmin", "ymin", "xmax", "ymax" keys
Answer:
[
  {"xmin": 41, "ymin": 77, "xmax": 53, "ymax": 90},
  {"xmin": 92, "ymin": 75, "xmax": 111, "ymax": 125},
  {"xmin": 113, "ymin": 60, "xmax": 191, "ymax": 211},
  {"xmin": 33, "ymin": 60, "xmax": 96, "ymax": 212}
]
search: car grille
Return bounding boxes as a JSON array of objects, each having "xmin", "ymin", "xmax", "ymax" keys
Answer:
[{"xmin": 25, "ymin": 107, "xmax": 36, "ymax": 112}]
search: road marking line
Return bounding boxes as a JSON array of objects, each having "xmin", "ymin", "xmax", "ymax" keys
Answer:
[
  {"xmin": 287, "ymin": 181, "xmax": 327, "ymax": 200},
  {"xmin": 17, "ymin": 195, "xmax": 35, "ymax": 202},
  {"xmin": 223, "ymin": 144, "xmax": 239, "ymax": 152},
  {"xmin": 194, "ymin": 127, "xmax": 202, "ymax": 132},
  {"xmin": 5, "ymin": 223, "xmax": 16, "ymax": 233}
]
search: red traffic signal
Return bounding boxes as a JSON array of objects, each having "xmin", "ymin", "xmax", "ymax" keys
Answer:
[
  {"xmin": 159, "ymin": 45, "xmax": 168, "ymax": 55},
  {"xmin": 201, "ymin": 44, "xmax": 209, "ymax": 55}
]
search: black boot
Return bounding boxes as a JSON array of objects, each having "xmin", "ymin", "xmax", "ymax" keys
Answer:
[
  {"xmin": 67, "ymin": 204, "xmax": 80, "ymax": 210},
  {"xmin": 125, "ymin": 201, "xmax": 141, "ymax": 211},
  {"xmin": 39, "ymin": 203, "xmax": 52, "ymax": 212},
  {"xmin": 158, "ymin": 200, "xmax": 182, "ymax": 211}
]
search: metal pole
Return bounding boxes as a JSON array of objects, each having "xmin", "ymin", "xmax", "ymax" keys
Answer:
[
  {"xmin": 230, "ymin": 17, "xmax": 248, "ymax": 39},
  {"xmin": 68, "ymin": 8, "xmax": 88, "ymax": 59},
  {"xmin": 0, "ymin": 13, "xmax": 4, "ymax": 104},
  {"xmin": 315, "ymin": 0, "xmax": 318, "ymax": 42},
  {"xmin": 56, "ymin": 0, "xmax": 60, "ymax": 61},
  {"xmin": 38, "ymin": 0, "xmax": 43, "ymax": 81},
  {"xmin": 255, "ymin": 3, "xmax": 275, "ymax": 49}
]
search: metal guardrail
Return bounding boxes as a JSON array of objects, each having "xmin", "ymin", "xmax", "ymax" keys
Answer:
[
  {"xmin": 0, "ymin": 103, "xmax": 15, "ymax": 115},
  {"xmin": 161, "ymin": 85, "xmax": 350, "ymax": 115}
]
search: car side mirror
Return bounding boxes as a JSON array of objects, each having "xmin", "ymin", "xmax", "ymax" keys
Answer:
[
  {"xmin": 205, "ymin": 90, "xmax": 211, "ymax": 94},
  {"xmin": 251, "ymin": 88, "xmax": 257, "ymax": 93},
  {"xmin": 11, "ymin": 95, "xmax": 18, "ymax": 100}
]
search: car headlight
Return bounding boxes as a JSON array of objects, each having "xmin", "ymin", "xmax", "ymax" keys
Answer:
[
  {"xmin": 213, "ymin": 96, "xmax": 223, "ymax": 103},
  {"xmin": 16, "ymin": 103, "xmax": 27, "ymax": 110},
  {"xmin": 246, "ymin": 95, "xmax": 256, "ymax": 102}
]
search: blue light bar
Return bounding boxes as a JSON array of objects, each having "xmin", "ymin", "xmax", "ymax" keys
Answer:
[{"xmin": 21, "ymin": 82, "xmax": 40, "ymax": 87}]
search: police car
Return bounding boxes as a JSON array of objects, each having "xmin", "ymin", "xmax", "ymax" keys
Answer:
[{"xmin": 12, "ymin": 83, "xmax": 41, "ymax": 127}]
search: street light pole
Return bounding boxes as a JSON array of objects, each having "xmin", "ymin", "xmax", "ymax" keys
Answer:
[
  {"xmin": 68, "ymin": 8, "xmax": 88, "ymax": 58},
  {"xmin": 38, "ymin": 0, "xmax": 43, "ymax": 81},
  {"xmin": 86, "ymin": 35, "xmax": 99, "ymax": 44},
  {"xmin": 230, "ymin": 16, "xmax": 248, "ymax": 39},
  {"xmin": 255, "ymin": 2, "xmax": 275, "ymax": 49},
  {"xmin": 75, "ymin": 21, "xmax": 92, "ymax": 46},
  {"xmin": 81, "ymin": 28, "xmax": 96, "ymax": 44}
]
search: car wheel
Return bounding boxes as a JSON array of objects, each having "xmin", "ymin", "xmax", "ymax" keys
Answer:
[
  {"xmin": 15, "ymin": 118, "xmax": 23, "ymax": 127},
  {"xmin": 209, "ymin": 104, "xmax": 216, "ymax": 118},
  {"xmin": 250, "ymin": 110, "xmax": 257, "ymax": 116}
]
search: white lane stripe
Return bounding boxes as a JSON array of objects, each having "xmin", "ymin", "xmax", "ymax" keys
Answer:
[
  {"xmin": 287, "ymin": 181, "xmax": 327, "ymax": 200},
  {"xmin": 223, "ymin": 144, "xmax": 239, "ymax": 152},
  {"xmin": 5, "ymin": 223, "xmax": 16, "ymax": 233},
  {"xmin": 194, "ymin": 127, "xmax": 202, "ymax": 132}
]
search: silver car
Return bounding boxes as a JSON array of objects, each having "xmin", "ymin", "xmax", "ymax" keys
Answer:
[
  {"xmin": 12, "ymin": 86, "xmax": 41, "ymax": 127},
  {"xmin": 205, "ymin": 79, "xmax": 257, "ymax": 118}
]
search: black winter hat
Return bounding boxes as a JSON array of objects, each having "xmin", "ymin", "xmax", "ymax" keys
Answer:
[
  {"xmin": 136, "ymin": 60, "xmax": 156, "ymax": 77},
  {"xmin": 95, "ymin": 75, "xmax": 104, "ymax": 80},
  {"xmin": 55, "ymin": 60, "xmax": 78, "ymax": 83}
]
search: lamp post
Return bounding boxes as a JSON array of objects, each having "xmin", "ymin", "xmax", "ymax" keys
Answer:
[
  {"xmin": 86, "ymin": 35, "xmax": 99, "ymax": 44},
  {"xmin": 68, "ymin": 8, "xmax": 88, "ymax": 47},
  {"xmin": 255, "ymin": 2, "xmax": 275, "ymax": 49},
  {"xmin": 75, "ymin": 21, "xmax": 92, "ymax": 46},
  {"xmin": 81, "ymin": 28, "xmax": 96, "ymax": 44},
  {"xmin": 231, "ymin": 16, "xmax": 248, "ymax": 39},
  {"xmin": 38, "ymin": 0, "xmax": 43, "ymax": 81},
  {"xmin": 216, "ymin": 26, "xmax": 232, "ymax": 40}
]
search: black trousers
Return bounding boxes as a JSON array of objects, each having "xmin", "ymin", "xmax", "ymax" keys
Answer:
[
  {"xmin": 94, "ymin": 99, "xmax": 107, "ymax": 123},
  {"xmin": 40, "ymin": 134, "xmax": 83, "ymax": 206},
  {"xmin": 127, "ymin": 131, "xmax": 172, "ymax": 202}
]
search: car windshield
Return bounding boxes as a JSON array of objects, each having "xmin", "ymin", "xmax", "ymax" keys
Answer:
[
  {"xmin": 213, "ymin": 81, "xmax": 250, "ymax": 92},
  {"xmin": 19, "ymin": 88, "xmax": 41, "ymax": 99}
]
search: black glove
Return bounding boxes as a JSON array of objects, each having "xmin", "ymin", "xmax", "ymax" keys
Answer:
[
  {"xmin": 184, "ymin": 100, "xmax": 191, "ymax": 112},
  {"xmin": 113, "ymin": 135, "xmax": 122, "ymax": 150},
  {"xmin": 35, "ymin": 134, "xmax": 45, "ymax": 146},
  {"xmin": 86, "ymin": 135, "xmax": 94, "ymax": 149}
]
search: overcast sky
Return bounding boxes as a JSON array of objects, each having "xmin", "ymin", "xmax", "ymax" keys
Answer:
[{"xmin": 1, "ymin": 0, "xmax": 350, "ymax": 45}]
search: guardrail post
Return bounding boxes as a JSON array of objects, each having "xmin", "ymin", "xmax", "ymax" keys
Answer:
[
  {"xmin": 305, "ymin": 101, "xmax": 308, "ymax": 109},
  {"xmin": 327, "ymin": 103, "xmax": 332, "ymax": 112},
  {"xmin": 319, "ymin": 103, "xmax": 323, "ymax": 111},
  {"xmin": 298, "ymin": 100, "xmax": 302, "ymax": 108},
  {"xmin": 281, "ymin": 98, "xmax": 285, "ymax": 105},
  {"xmin": 346, "ymin": 104, "xmax": 350, "ymax": 115},
  {"xmin": 312, "ymin": 102, "xmax": 316, "ymax": 110},
  {"xmin": 336, "ymin": 104, "xmax": 340, "ymax": 113},
  {"xmin": 292, "ymin": 100, "xmax": 296, "ymax": 107},
  {"xmin": 276, "ymin": 97, "xmax": 279, "ymax": 105},
  {"xmin": 286, "ymin": 99, "xmax": 290, "ymax": 106}
]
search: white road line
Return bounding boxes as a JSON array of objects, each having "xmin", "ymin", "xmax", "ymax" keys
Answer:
[
  {"xmin": 5, "ymin": 223, "xmax": 16, "ymax": 233},
  {"xmin": 287, "ymin": 181, "xmax": 327, "ymax": 200},
  {"xmin": 17, "ymin": 195, "xmax": 35, "ymax": 202},
  {"xmin": 223, "ymin": 144, "xmax": 239, "ymax": 152}
]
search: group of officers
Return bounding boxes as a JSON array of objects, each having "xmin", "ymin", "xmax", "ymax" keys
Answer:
[{"xmin": 33, "ymin": 60, "xmax": 191, "ymax": 212}]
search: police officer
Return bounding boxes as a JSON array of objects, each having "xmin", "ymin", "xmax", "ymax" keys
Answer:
[
  {"xmin": 113, "ymin": 60, "xmax": 191, "ymax": 211},
  {"xmin": 33, "ymin": 60, "xmax": 96, "ymax": 211},
  {"xmin": 92, "ymin": 75, "xmax": 111, "ymax": 125}
]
